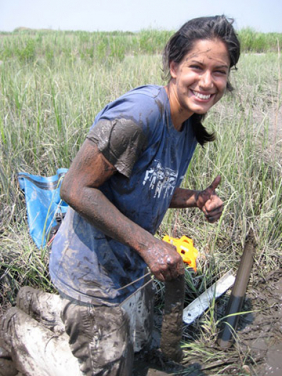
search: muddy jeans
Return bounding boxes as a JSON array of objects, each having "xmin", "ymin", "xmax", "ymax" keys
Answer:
[
  {"xmin": 61, "ymin": 278, "xmax": 154, "ymax": 376},
  {"xmin": 0, "ymin": 288, "xmax": 81, "ymax": 376},
  {"xmin": 0, "ymin": 281, "xmax": 154, "ymax": 376}
]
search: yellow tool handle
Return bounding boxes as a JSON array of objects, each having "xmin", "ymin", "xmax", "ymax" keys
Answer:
[{"xmin": 163, "ymin": 235, "xmax": 198, "ymax": 272}]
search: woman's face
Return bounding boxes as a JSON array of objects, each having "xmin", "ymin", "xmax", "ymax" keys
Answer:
[{"xmin": 169, "ymin": 39, "xmax": 230, "ymax": 122}]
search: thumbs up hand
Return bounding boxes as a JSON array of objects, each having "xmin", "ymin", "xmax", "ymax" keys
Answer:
[{"xmin": 196, "ymin": 175, "xmax": 224, "ymax": 223}]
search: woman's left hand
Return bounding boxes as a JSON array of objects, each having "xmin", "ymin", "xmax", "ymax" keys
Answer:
[{"xmin": 195, "ymin": 175, "xmax": 224, "ymax": 223}]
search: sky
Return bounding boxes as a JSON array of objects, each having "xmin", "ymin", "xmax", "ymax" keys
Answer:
[{"xmin": 0, "ymin": 0, "xmax": 281, "ymax": 33}]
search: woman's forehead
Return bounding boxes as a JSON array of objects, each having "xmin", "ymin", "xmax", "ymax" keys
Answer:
[{"xmin": 184, "ymin": 39, "xmax": 230, "ymax": 66}]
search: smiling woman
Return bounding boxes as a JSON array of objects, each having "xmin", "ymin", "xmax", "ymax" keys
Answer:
[{"xmin": 0, "ymin": 15, "xmax": 241, "ymax": 376}]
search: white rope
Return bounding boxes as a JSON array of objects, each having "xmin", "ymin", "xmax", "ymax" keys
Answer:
[
  {"xmin": 115, "ymin": 271, "xmax": 153, "ymax": 291},
  {"xmin": 118, "ymin": 273, "xmax": 155, "ymax": 306}
]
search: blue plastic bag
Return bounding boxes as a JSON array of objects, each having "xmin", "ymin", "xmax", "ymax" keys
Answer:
[{"xmin": 18, "ymin": 168, "xmax": 69, "ymax": 249}]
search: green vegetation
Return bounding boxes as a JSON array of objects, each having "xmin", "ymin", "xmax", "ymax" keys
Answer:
[
  {"xmin": 0, "ymin": 28, "xmax": 281, "ymax": 374},
  {"xmin": 0, "ymin": 27, "xmax": 281, "ymax": 66},
  {"xmin": 0, "ymin": 28, "xmax": 173, "ymax": 66},
  {"xmin": 239, "ymin": 27, "xmax": 282, "ymax": 52}
]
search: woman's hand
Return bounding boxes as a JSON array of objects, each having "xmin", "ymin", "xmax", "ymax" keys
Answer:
[
  {"xmin": 141, "ymin": 237, "xmax": 185, "ymax": 282},
  {"xmin": 195, "ymin": 175, "xmax": 224, "ymax": 223}
]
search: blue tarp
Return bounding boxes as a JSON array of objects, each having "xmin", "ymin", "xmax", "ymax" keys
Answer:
[{"xmin": 18, "ymin": 169, "xmax": 68, "ymax": 249}]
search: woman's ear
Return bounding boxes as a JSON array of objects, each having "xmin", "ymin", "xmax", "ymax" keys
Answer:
[{"xmin": 169, "ymin": 61, "xmax": 179, "ymax": 79}]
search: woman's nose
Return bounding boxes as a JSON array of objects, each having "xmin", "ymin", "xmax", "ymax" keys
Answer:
[{"xmin": 199, "ymin": 71, "xmax": 214, "ymax": 89}]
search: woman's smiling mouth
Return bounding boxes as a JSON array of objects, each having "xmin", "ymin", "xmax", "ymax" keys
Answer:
[{"xmin": 191, "ymin": 90, "xmax": 213, "ymax": 100}]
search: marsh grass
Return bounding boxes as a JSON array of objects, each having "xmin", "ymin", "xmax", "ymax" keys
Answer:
[
  {"xmin": 0, "ymin": 29, "xmax": 281, "ymax": 374},
  {"xmin": 239, "ymin": 27, "xmax": 282, "ymax": 52}
]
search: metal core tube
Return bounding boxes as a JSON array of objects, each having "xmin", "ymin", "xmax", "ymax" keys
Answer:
[{"xmin": 217, "ymin": 229, "xmax": 256, "ymax": 349}]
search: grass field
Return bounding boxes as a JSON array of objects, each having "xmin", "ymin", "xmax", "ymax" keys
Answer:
[{"xmin": 0, "ymin": 28, "xmax": 281, "ymax": 374}]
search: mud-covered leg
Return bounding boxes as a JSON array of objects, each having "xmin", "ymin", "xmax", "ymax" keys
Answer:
[
  {"xmin": 0, "ymin": 307, "xmax": 82, "ymax": 376},
  {"xmin": 61, "ymin": 299, "xmax": 134, "ymax": 376},
  {"xmin": 16, "ymin": 286, "xmax": 65, "ymax": 333}
]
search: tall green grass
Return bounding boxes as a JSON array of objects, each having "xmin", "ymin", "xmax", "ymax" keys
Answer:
[
  {"xmin": 0, "ymin": 29, "xmax": 173, "ymax": 66},
  {"xmin": 0, "ymin": 29, "xmax": 281, "ymax": 374},
  {"xmin": 239, "ymin": 27, "xmax": 282, "ymax": 52},
  {"xmin": 0, "ymin": 27, "xmax": 281, "ymax": 66}
]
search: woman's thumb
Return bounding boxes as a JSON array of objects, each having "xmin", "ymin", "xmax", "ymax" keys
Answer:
[{"xmin": 209, "ymin": 175, "xmax": 221, "ymax": 193}]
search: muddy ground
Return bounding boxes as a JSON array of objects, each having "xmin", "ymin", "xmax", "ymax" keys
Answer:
[
  {"xmin": 132, "ymin": 268, "xmax": 282, "ymax": 376},
  {"xmin": 0, "ymin": 266, "xmax": 281, "ymax": 376},
  {"xmin": 0, "ymin": 268, "xmax": 281, "ymax": 375},
  {"xmin": 238, "ymin": 268, "xmax": 282, "ymax": 376},
  {"xmin": 0, "ymin": 262, "xmax": 282, "ymax": 376}
]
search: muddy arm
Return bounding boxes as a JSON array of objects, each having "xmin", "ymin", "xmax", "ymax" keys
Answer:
[
  {"xmin": 169, "ymin": 187, "xmax": 199, "ymax": 208},
  {"xmin": 61, "ymin": 140, "xmax": 184, "ymax": 282},
  {"xmin": 169, "ymin": 175, "xmax": 224, "ymax": 223}
]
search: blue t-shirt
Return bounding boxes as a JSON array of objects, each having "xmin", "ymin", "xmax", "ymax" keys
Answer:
[{"xmin": 50, "ymin": 85, "xmax": 198, "ymax": 305}]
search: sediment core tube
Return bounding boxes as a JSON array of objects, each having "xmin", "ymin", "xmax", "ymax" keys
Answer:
[
  {"xmin": 160, "ymin": 274, "xmax": 185, "ymax": 362},
  {"xmin": 217, "ymin": 229, "xmax": 256, "ymax": 349}
]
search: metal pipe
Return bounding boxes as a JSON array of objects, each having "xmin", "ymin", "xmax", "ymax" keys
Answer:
[
  {"xmin": 160, "ymin": 274, "xmax": 185, "ymax": 362},
  {"xmin": 217, "ymin": 229, "xmax": 256, "ymax": 349}
]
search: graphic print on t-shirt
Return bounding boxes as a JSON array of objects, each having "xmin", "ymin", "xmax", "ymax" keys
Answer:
[{"xmin": 142, "ymin": 160, "xmax": 178, "ymax": 199}]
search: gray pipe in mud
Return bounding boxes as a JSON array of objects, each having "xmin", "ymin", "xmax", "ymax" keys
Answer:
[
  {"xmin": 160, "ymin": 274, "xmax": 185, "ymax": 362},
  {"xmin": 217, "ymin": 229, "xmax": 256, "ymax": 349}
]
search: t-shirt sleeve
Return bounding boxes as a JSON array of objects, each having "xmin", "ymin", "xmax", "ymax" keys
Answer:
[{"xmin": 86, "ymin": 118, "xmax": 147, "ymax": 178}]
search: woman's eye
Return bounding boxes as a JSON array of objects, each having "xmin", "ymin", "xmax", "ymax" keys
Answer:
[
  {"xmin": 215, "ymin": 70, "xmax": 227, "ymax": 75},
  {"xmin": 190, "ymin": 65, "xmax": 201, "ymax": 70}
]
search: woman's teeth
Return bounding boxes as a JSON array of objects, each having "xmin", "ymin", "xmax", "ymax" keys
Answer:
[{"xmin": 193, "ymin": 91, "xmax": 212, "ymax": 100}]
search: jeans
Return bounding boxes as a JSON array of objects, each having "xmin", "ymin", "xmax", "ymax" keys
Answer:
[
  {"xmin": 0, "ymin": 280, "xmax": 154, "ymax": 376},
  {"xmin": 61, "ymin": 279, "xmax": 154, "ymax": 376}
]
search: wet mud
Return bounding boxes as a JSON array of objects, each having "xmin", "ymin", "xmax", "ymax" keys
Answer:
[
  {"xmin": 239, "ymin": 268, "xmax": 282, "ymax": 376},
  {"xmin": 134, "ymin": 267, "xmax": 282, "ymax": 375},
  {"xmin": 133, "ymin": 348, "xmax": 204, "ymax": 376},
  {"xmin": 2, "ymin": 270, "xmax": 282, "ymax": 375}
]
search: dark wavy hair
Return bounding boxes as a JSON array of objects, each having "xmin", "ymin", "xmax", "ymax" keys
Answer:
[{"xmin": 163, "ymin": 15, "xmax": 241, "ymax": 146}]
